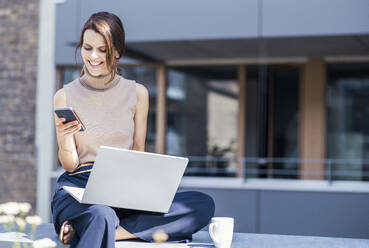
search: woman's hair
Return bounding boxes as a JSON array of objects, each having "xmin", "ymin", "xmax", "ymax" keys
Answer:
[{"xmin": 75, "ymin": 11, "xmax": 125, "ymax": 83}]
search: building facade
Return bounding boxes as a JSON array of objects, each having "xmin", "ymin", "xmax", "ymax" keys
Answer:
[
  {"xmin": 49, "ymin": 0, "xmax": 369, "ymax": 238},
  {"xmin": 1, "ymin": 0, "xmax": 369, "ymax": 239},
  {"xmin": 55, "ymin": 0, "xmax": 369, "ymax": 181}
]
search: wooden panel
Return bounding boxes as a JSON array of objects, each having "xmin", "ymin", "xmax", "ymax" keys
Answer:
[
  {"xmin": 237, "ymin": 65, "xmax": 246, "ymax": 178},
  {"xmin": 299, "ymin": 58, "xmax": 326, "ymax": 179},
  {"xmin": 155, "ymin": 65, "xmax": 167, "ymax": 154}
]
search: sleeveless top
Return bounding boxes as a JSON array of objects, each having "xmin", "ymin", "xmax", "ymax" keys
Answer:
[{"xmin": 64, "ymin": 75, "xmax": 137, "ymax": 164}]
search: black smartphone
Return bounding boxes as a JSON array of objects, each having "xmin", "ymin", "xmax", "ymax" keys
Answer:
[{"xmin": 54, "ymin": 107, "xmax": 85, "ymax": 132}]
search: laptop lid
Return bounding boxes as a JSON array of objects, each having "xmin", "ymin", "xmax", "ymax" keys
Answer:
[{"xmin": 82, "ymin": 146, "xmax": 188, "ymax": 213}]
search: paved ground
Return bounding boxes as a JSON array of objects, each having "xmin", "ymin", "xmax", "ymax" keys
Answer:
[{"xmin": 1, "ymin": 223, "xmax": 369, "ymax": 248}]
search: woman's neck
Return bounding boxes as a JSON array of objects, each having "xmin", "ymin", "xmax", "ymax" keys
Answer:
[{"xmin": 80, "ymin": 68, "xmax": 117, "ymax": 90}]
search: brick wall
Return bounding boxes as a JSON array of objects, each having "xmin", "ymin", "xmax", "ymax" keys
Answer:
[{"xmin": 0, "ymin": 0, "xmax": 39, "ymax": 210}]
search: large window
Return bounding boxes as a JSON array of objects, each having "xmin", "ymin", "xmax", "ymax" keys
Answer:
[
  {"xmin": 245, "ymin": 65, "xmax": 300, "ymax": 179},
  {"xmin": 56, "ymin": 63, "xmax": 369, "ymax": 182},
  {"xmin": 327, "ymin": 63, "xmax": 369, "ymax": 181},
  {"xmin": 60, "ymin": 67, "xmax": 80, "ymax": 86},
  {"xmin": 166, "ymin": 66, "xmax": 239, "ymax": 177}
]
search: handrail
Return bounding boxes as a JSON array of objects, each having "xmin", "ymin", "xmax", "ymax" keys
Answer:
[
  {"xmin": 50, "ymin": 156, "xmax": 369, "ymax": 184},
  {"xmin": 186, "ymin": 156, "xmax": 369, "ymax": 184}
]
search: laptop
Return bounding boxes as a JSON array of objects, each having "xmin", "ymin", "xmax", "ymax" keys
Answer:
[{"xmin": 63, "ymin": 146, "xmax": 188, "ymax": 213}]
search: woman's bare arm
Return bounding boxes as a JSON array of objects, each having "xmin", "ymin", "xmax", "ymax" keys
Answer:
[
  {"xmin": 54, "ymin": 88, "xmax": 80, "ymax": 172},
  {"xmin": 132, "ymin": 83, "xmax": 149, "ymax": 152}
]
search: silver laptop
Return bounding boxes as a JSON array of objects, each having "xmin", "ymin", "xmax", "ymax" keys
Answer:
[{"xmin": 63, "ymin": 146, "xmax": 188, "ymax": 213}]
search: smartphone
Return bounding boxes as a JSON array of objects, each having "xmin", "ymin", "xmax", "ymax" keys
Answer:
[{"xmin": 54, "ymin": 107, "xmax": 85, "ymax": 132}]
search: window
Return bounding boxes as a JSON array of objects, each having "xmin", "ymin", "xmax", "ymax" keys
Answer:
[
  {"xmin": 327, "ymin": 63, "xmax": 369, "ymax": 181},
  {"xmin": 245, "ymin": 65, "xmax": 300, "ymax": 179},
  {"xmin": 166, "ymin": 66, "xmax": 239, "ymax": 177}
]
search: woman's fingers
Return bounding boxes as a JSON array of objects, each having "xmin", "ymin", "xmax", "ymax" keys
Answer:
[
  {"xmin": 56, "ymin": 120, "xmax": 80, "ymax": 135},
  {"xmin": 63, "ymin": 121, "xmax": 79, "ymax": 129},
  {"xmin": 63, "ymin": 123, "xmax": 81, "ymax": 134},
  {"xmin": 55, "ymin": 117, "xmax": 81, "ymax": 137},
  {"xmin": 57, "ymin": 120, "xmax": 78, "ymax": 131},
  {"xmin": 55, "ymin": 118, "xmax": 66, "ymax": 126}
]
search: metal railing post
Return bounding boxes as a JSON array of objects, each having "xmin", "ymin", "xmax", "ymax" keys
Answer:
[
  {"xmin": 243, "ymin": 157, "xmax": 247, "ymax": 182},
  {"xmin": 326, "ymin": 159, "xmax": 332, "ymax": 185}
]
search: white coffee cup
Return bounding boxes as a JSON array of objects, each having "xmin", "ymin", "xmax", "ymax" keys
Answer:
[{"xmin": 209, "ymin": 217, "xmax": 234, "ymax": 248}]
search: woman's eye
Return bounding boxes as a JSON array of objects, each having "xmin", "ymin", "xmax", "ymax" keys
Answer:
[
  {"xmin": 99, "ymin": 49, "xmax": 106, "ymax": 53},
  {"xmin": 83, "ymin": 47, "xmax": 92, "ymax": 51}
]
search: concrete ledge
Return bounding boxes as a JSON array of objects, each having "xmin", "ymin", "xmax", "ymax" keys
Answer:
[
  {"xmin": 1, "ymin": 224, "xmax": 369, "ymax": 248},
  {"xmin": 51, "ymin": 168, "xmax": 369, "ymax": 194},
  {"xmin": 180, "ymin": 177, "xmax": 369, "ymax": 193}
]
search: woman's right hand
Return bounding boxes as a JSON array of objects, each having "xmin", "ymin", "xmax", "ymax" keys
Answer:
[
  {"xmin": 55, "ymin": 117, "xmax": 81, "ymax": 139},
  {"xmin": 54, "ymin": 89, "xmax": 80, "ymax": 171}
]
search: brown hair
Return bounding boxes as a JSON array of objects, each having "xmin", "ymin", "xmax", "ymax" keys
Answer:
[{"xmin": 75, "ymin": 12, "xmax": 125, "ymax": 84}]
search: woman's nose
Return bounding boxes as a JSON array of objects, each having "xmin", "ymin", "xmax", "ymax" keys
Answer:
[{"xmin": 90, "ymin": 50, "xmax": 99, "ymax": 59}]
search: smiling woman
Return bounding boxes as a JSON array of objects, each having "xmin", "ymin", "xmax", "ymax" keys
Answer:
[
  {"xmin": 75, "ymin": 11, "xmax": 125, "ymax": 85},
  {"xmin": 50, "ymin": 11, "xmax": 214, "ymax": 248},
  {"xmin": 81, "ymin": 30, "xmax": 110, "ymax": 76}
]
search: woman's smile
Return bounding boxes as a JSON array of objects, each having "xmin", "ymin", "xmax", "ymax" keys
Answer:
[
  {"xmin": 88, "ymin": 60, "xmax": 104, "ymax": 68},
  {"xmin": 81, "ymin": 29, "xmax": 109, "ymax": 77}
]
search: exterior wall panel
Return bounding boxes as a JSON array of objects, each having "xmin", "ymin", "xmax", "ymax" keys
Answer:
[
  {"xmin": 79, "ymin": 0, "xmax": 259, "ymax": 41},
  {"xmin": 262, "ymin": 0, "xmax": 369, "ymax": 37},
  {"xmin": 259, "ymin": 191, "xmax": 369, "ymax": 238},
  {"xmin": 179, "ymin": 186, "xmax": 369, "ymax": 238},
  {"xmin": 55, "ymin": 0, "xmax": 369, "ymax": 64},
  {"xmin": 179, "ymin": 187, "xmax": 259, "ymax": 233},
  {"xmin": 55, "ymin": 0, "xmax": 80, "ymax": 65}
]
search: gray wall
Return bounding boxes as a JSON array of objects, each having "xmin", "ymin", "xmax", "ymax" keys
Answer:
[
  {"xmin": 55, "ymin": 0, "xmax": 81, "ymax": 65},
  {"xmin": 55, "ymin": 0, "xmax": 369, "ymax": 64},
  {"xmin": 262, "ymin": 0, "xmax": 369, "ymax": 37},
  {"xmin": 49, "ymin": 176, "xmax": 369, "ymax": 238},
  {"xmin": 180, "ymin": 187, "xmax": 369, "ymax": 239}
]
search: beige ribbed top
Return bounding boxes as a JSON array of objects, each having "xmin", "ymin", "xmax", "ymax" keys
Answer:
[{"xmin": 64, "ymin": 75, "xmax": 137, "ymax": 164}]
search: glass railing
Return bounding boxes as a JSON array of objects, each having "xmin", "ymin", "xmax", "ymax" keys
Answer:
[
  {"xmin": 50, "ymin": 156, "xmax": 369, "ymax": 182},
  {"xmin": 185, "ymin": 156, "xmax": 369, "ymax": 182}
]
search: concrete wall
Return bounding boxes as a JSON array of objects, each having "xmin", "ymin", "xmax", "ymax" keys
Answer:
[
  {"xmin": 0, "ymin": 0, "xmax": 39, "ymax": 209},
  {"xmin": 55, "ymin": 0, "xmax": 369, "ymax": 64},
  {"xmin": 179, "ymin": 185, "xmax": 369, "ymax": 239},
  {"xmin": 59, "ymin": 0, "xmax": 369, "ymax": 41},
  {"xmin": 262, "ymin": 0, "xmax": 369, "ymax": 37},
  {"xmin": 49, "ymin": 175, "xmax": 369, "ymax": 238}
]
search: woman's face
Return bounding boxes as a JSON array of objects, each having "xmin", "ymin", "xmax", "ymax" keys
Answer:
[{"xmin": 81, "ymin": 29, "xmax": 110, "ymax": 77}]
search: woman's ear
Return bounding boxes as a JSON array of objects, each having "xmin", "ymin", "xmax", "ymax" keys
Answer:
[{"xmin": 115, "ymin": 50, "xmax": 120, "ymax": 59}]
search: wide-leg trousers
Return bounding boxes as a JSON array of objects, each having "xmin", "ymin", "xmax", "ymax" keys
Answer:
[{"xmin": 51, "ymin": 163, "xmax": 215, "ymax": 248}]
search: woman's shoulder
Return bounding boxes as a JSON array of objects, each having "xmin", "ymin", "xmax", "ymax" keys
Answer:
[
  {"xmin": 54, "ymin": 88, "xmax": 66, "ymax": 107},
  {"xmin": 53, "ymin": 78, "xmax": 80, "ymax": 107},
  {"xmin": 134, "ymin": 82, "xmax": 149, "ymax": 101}
]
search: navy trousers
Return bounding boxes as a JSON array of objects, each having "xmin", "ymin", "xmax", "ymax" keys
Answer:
[{"xmin": 51, "ymin": 163, "xmax": 215, "ymax": 248}]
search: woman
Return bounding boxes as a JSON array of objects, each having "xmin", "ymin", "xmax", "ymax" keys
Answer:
[{"xmin": 51, "ymin": 11, "xmax": 215, "ymax": 248}]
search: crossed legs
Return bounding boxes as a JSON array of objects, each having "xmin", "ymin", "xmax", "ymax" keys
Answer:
[
  {"xmin": 55, "ymin": 191, "xmax": 215, "ymax": 247},
  {"xmin": 60, "ymin": 221, "xmax": 136, "ymax": 244}
]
